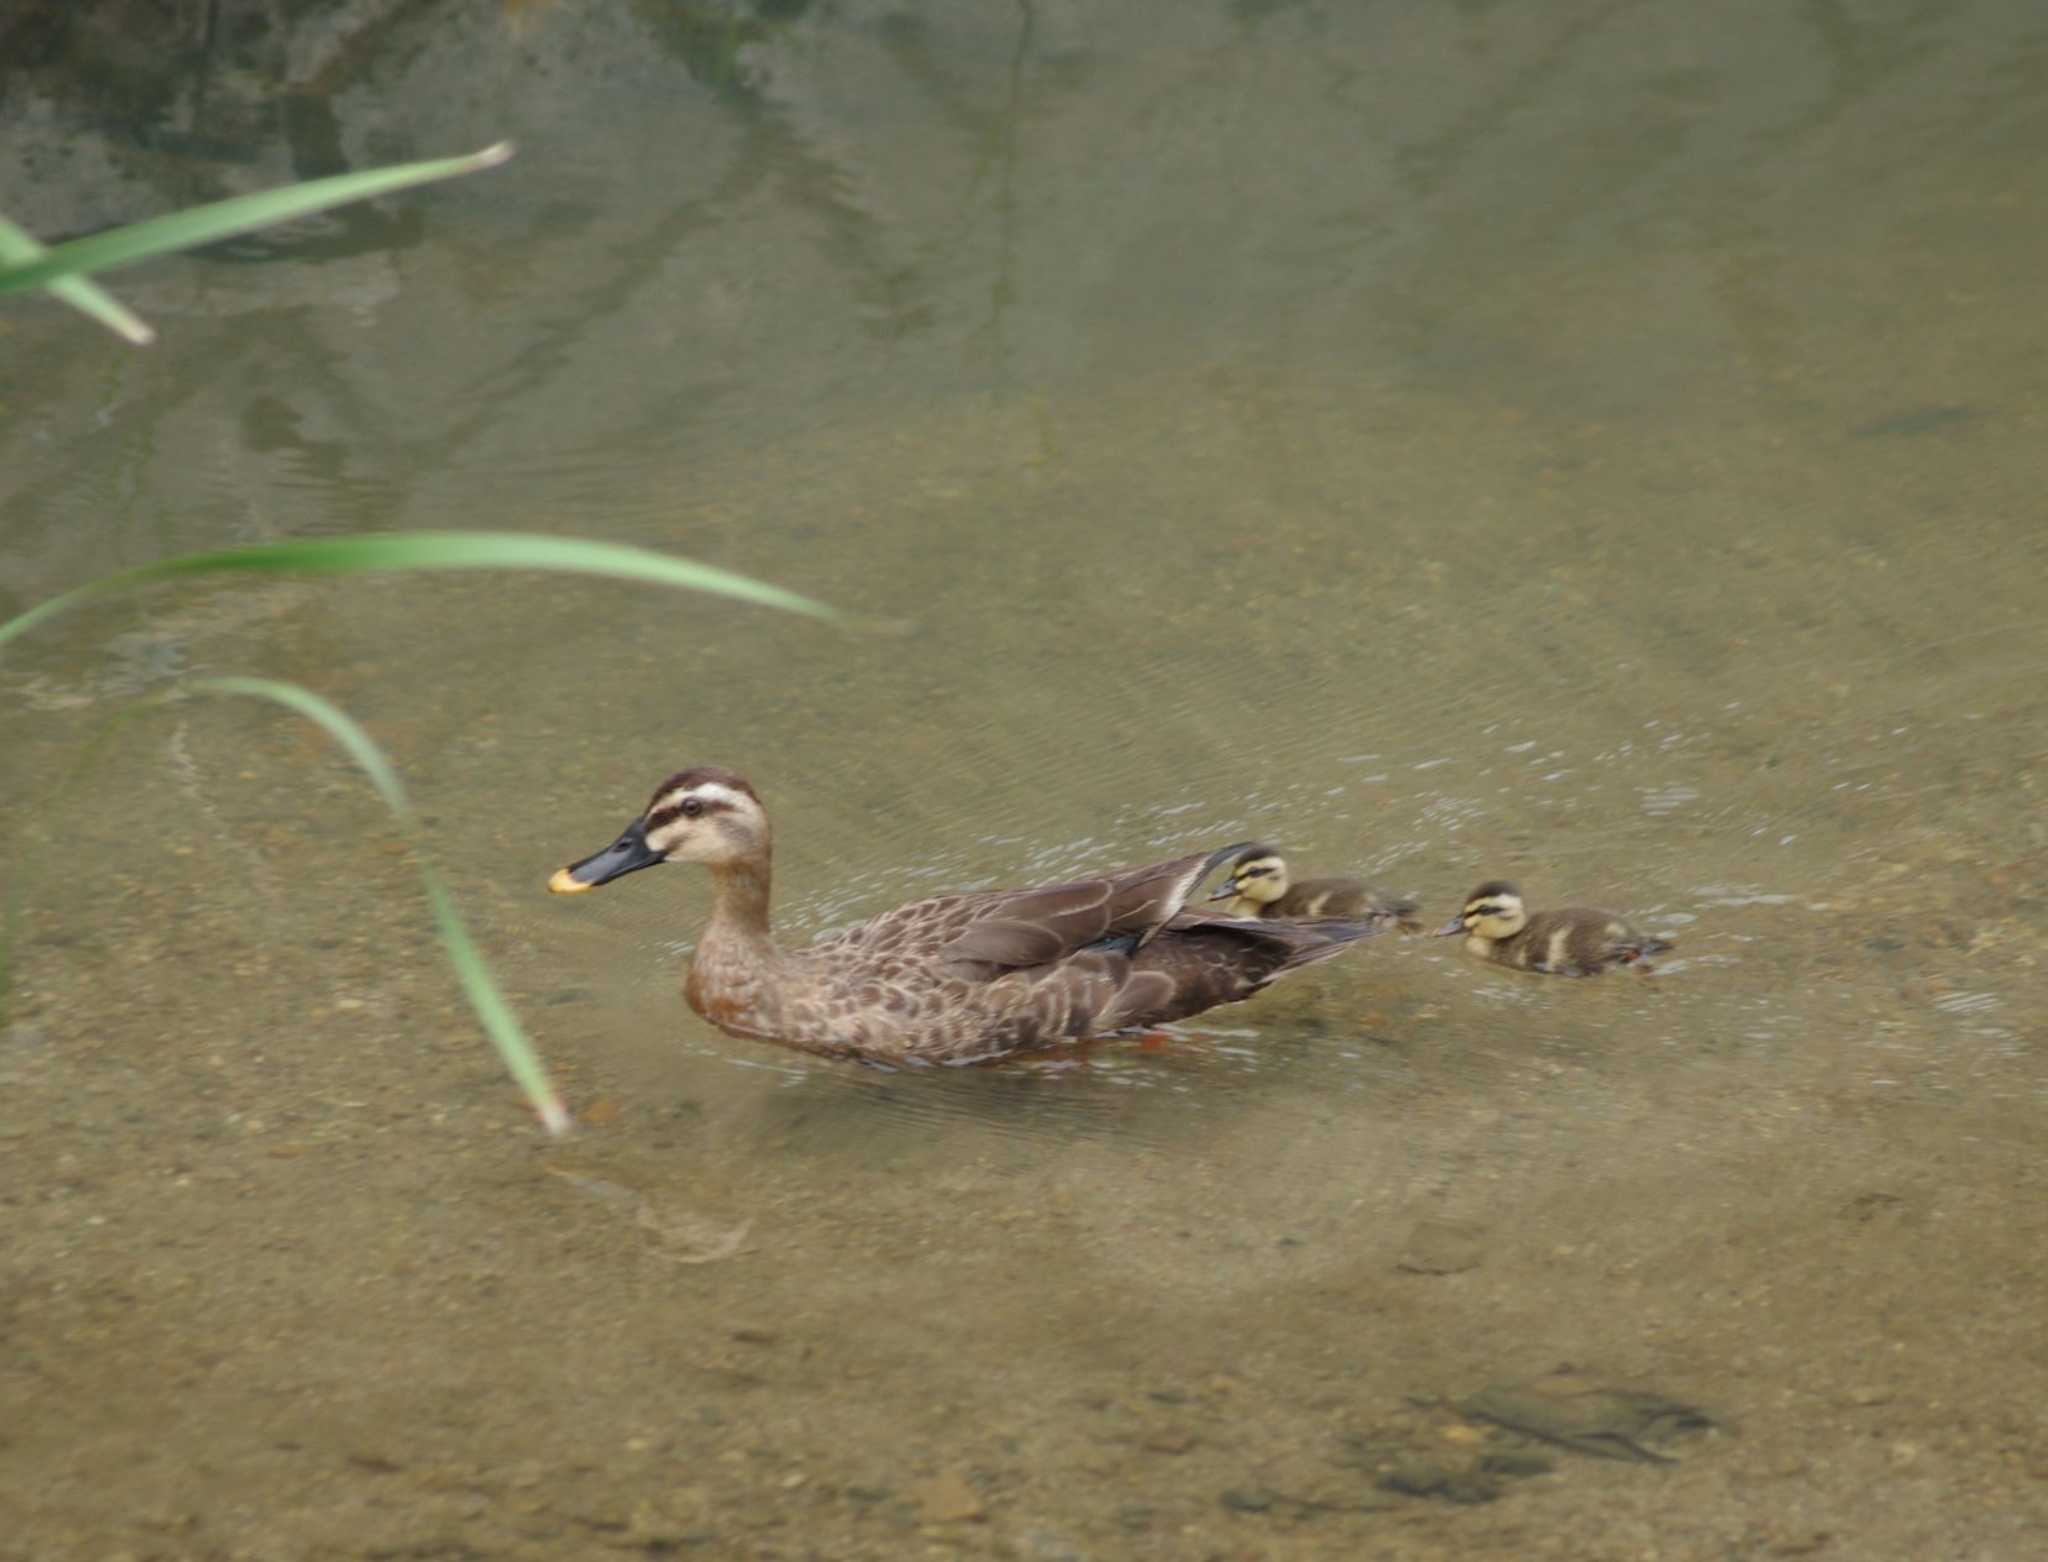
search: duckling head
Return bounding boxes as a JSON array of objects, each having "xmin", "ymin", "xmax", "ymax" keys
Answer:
[
  {"xmin": 1208, "ymin": 846, "xmax": 1292, "ymax": 906},
  {"xmin": 1434, "ymin": 880, "xmax": 1526, "ymax": 940},
  {"xmin": 550, "ymin": 766, "xmax": 770, "ymax": 893}
]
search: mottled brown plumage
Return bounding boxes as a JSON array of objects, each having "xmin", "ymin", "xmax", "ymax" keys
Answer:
[
  {"xmin": 1210, "ymin": 844, "xmax": 1420, "ymax": 930},
  {"xmin": 550, "ymin": 769, "xmax": 1386, "ymax": 1064},
  {"xmin": 1434, "ymin": 880, "xmax": 1673, "ymax": 976}
]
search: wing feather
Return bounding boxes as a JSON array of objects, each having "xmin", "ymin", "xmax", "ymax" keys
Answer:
[{"xmin": 940, "ymin": 842, "xmax": 1252, "ymax": 976}]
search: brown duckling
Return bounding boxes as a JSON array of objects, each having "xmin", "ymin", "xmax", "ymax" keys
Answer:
[
  {"xmin": 1209, "ymin": 845, "xmax": 1420, "ymax": 930},
  {"xmin": 549, "ymin": 767, "xmax": 1389, "ymax": 1065},
  {"xmin": 1434, "ymin": 880, "xmax": 1673, "ymax": 976}
]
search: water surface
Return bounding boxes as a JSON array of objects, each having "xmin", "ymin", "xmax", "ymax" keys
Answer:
[{"xmin": 3, "ymin": 3, "xmax": 2045, "ymax": 1557}]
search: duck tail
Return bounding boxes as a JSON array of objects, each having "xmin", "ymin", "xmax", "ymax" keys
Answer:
[{"xmin": 1375, "ymin": 893, "xmax": 1422, "ymax": 927}]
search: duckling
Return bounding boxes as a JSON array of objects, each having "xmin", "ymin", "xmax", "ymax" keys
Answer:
[
  {"xmin": 549, "ymin": 767, "xmax": 1389, "ymax": 1065},
  {"xmin": 1208, "ymin": 845, "xmax": 1420, "ymax": 930},
  {"xmin": 1434, "ymin": 880, "xmax": 1673, "ymax": 976}
]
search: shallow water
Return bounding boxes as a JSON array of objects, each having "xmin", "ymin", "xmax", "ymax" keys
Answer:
[{"xmin": 4, "ymin": 2, "xmax": 2047, "ymax": 1558}]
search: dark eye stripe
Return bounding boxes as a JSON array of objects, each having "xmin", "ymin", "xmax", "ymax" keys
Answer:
[{"xmin": 648, "ymin": 796, "xmax": 730, "ymax": 830}]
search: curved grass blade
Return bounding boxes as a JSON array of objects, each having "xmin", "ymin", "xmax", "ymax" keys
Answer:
[
  {"xmin": 0, "ymin": 530, "xmax": 835, "ymax": 652},
  {"xmin": 192, "ymin": 676, "xmax": 571, "ymax": 1136},
  {"xmin": 0, "ymin": 144, "xmax": 513, "ymax": 300},
  {"xmin": 0, "ymin": 214, "xmax": 153, "ymax": 344}
]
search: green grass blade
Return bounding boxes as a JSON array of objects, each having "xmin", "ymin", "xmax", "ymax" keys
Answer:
[
  {"xmin": 0, "ymin": 530, "xmax": 836, "ymax": 652},
  {"xmin": 0, "ymin": 143, "xmax": 512, "ymax": 299},
  {"xmin": 0, "ymin": 213, "xmax": 154, "ymax": 343},
  {"xmin": 199, "ymin": 677, "xmax": 412, "ymax": 813},
  {"xmin": 192, "ymin": 676, "xmax": 572, "ymax": 1136}
]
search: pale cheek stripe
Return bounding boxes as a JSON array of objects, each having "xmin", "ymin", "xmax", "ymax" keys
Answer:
[
  {"xmin": 679, "ymin": 786, "xmax": 753, "ymax": 810},
  {"xmin": 659, "ymin": 782, "xmax": 753, "ymax": 813}
]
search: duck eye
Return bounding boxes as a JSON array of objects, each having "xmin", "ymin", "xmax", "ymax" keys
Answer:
[{"xmin": 681, "ymin": 798, "xmax": 703, "ymax": 819}]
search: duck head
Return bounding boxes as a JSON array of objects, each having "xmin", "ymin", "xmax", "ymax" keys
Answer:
[
  {"xmin": 1435, "ymin": 880, "xmax": 1527, "ymax": 940},
  {"xmin": 1209, "ymin": 845, "xmax": 1292, "ymax": 907},
  {"xmin": 549, "ymin": 766, "xmax": 770, "ymax": 893}
]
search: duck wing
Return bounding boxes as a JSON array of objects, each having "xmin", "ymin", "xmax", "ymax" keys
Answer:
[
  {"xmin": 1094, "ymin": 912, "xmax": 1386, "ymax": 1029},
  {"xmin": 939, "ymin": 841, "xmax": 1254, "ymax": 978}
]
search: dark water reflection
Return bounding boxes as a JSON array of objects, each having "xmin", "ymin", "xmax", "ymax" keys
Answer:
[{"xmin": 3, "ymin": 1, "xmax": 2046, "ymax": 1555}]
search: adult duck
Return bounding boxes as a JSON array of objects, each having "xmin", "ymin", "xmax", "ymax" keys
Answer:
[{"xmin": 550, "ymin": 767, "xmax": 1385, "ymax": 1064}]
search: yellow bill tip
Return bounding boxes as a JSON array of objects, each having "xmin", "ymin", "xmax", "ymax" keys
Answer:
[{"xmin": 549, "ymin": 866, "xmax": 594, "ymax": 895}]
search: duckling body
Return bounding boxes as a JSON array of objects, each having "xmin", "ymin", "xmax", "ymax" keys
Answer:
[
  {"xmin": 550, "ymin": 768, "xmax": 1386, "ymax": 1064},
  {"xmin": 1210, "ymin": 845, "xmax": 1419, "ymax": 930},
  {"xmin": 1436, "ymin": 880, "xmax": 1672, "ymax": 976}
]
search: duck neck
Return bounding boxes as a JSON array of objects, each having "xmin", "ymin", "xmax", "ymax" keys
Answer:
[
  {"xmin": 686, "ymin": 853, "xmax": 788, "ymax": 1039},
  {"xmin": 706, "ymin": 857, "xmax": 775, "ymax": 944}
]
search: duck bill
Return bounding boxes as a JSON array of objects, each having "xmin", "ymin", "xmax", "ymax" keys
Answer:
[
  {"xmin": 1431, "ymin": 915, "xmax": 1468, "ymax": 937},
  {"xmin": 1206, "ymin": 881, "xmax": 1241, "ymax": 902},
  {"xmin": 548, "ymin": 819, "xmax": 663, "ymax": 894}
]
